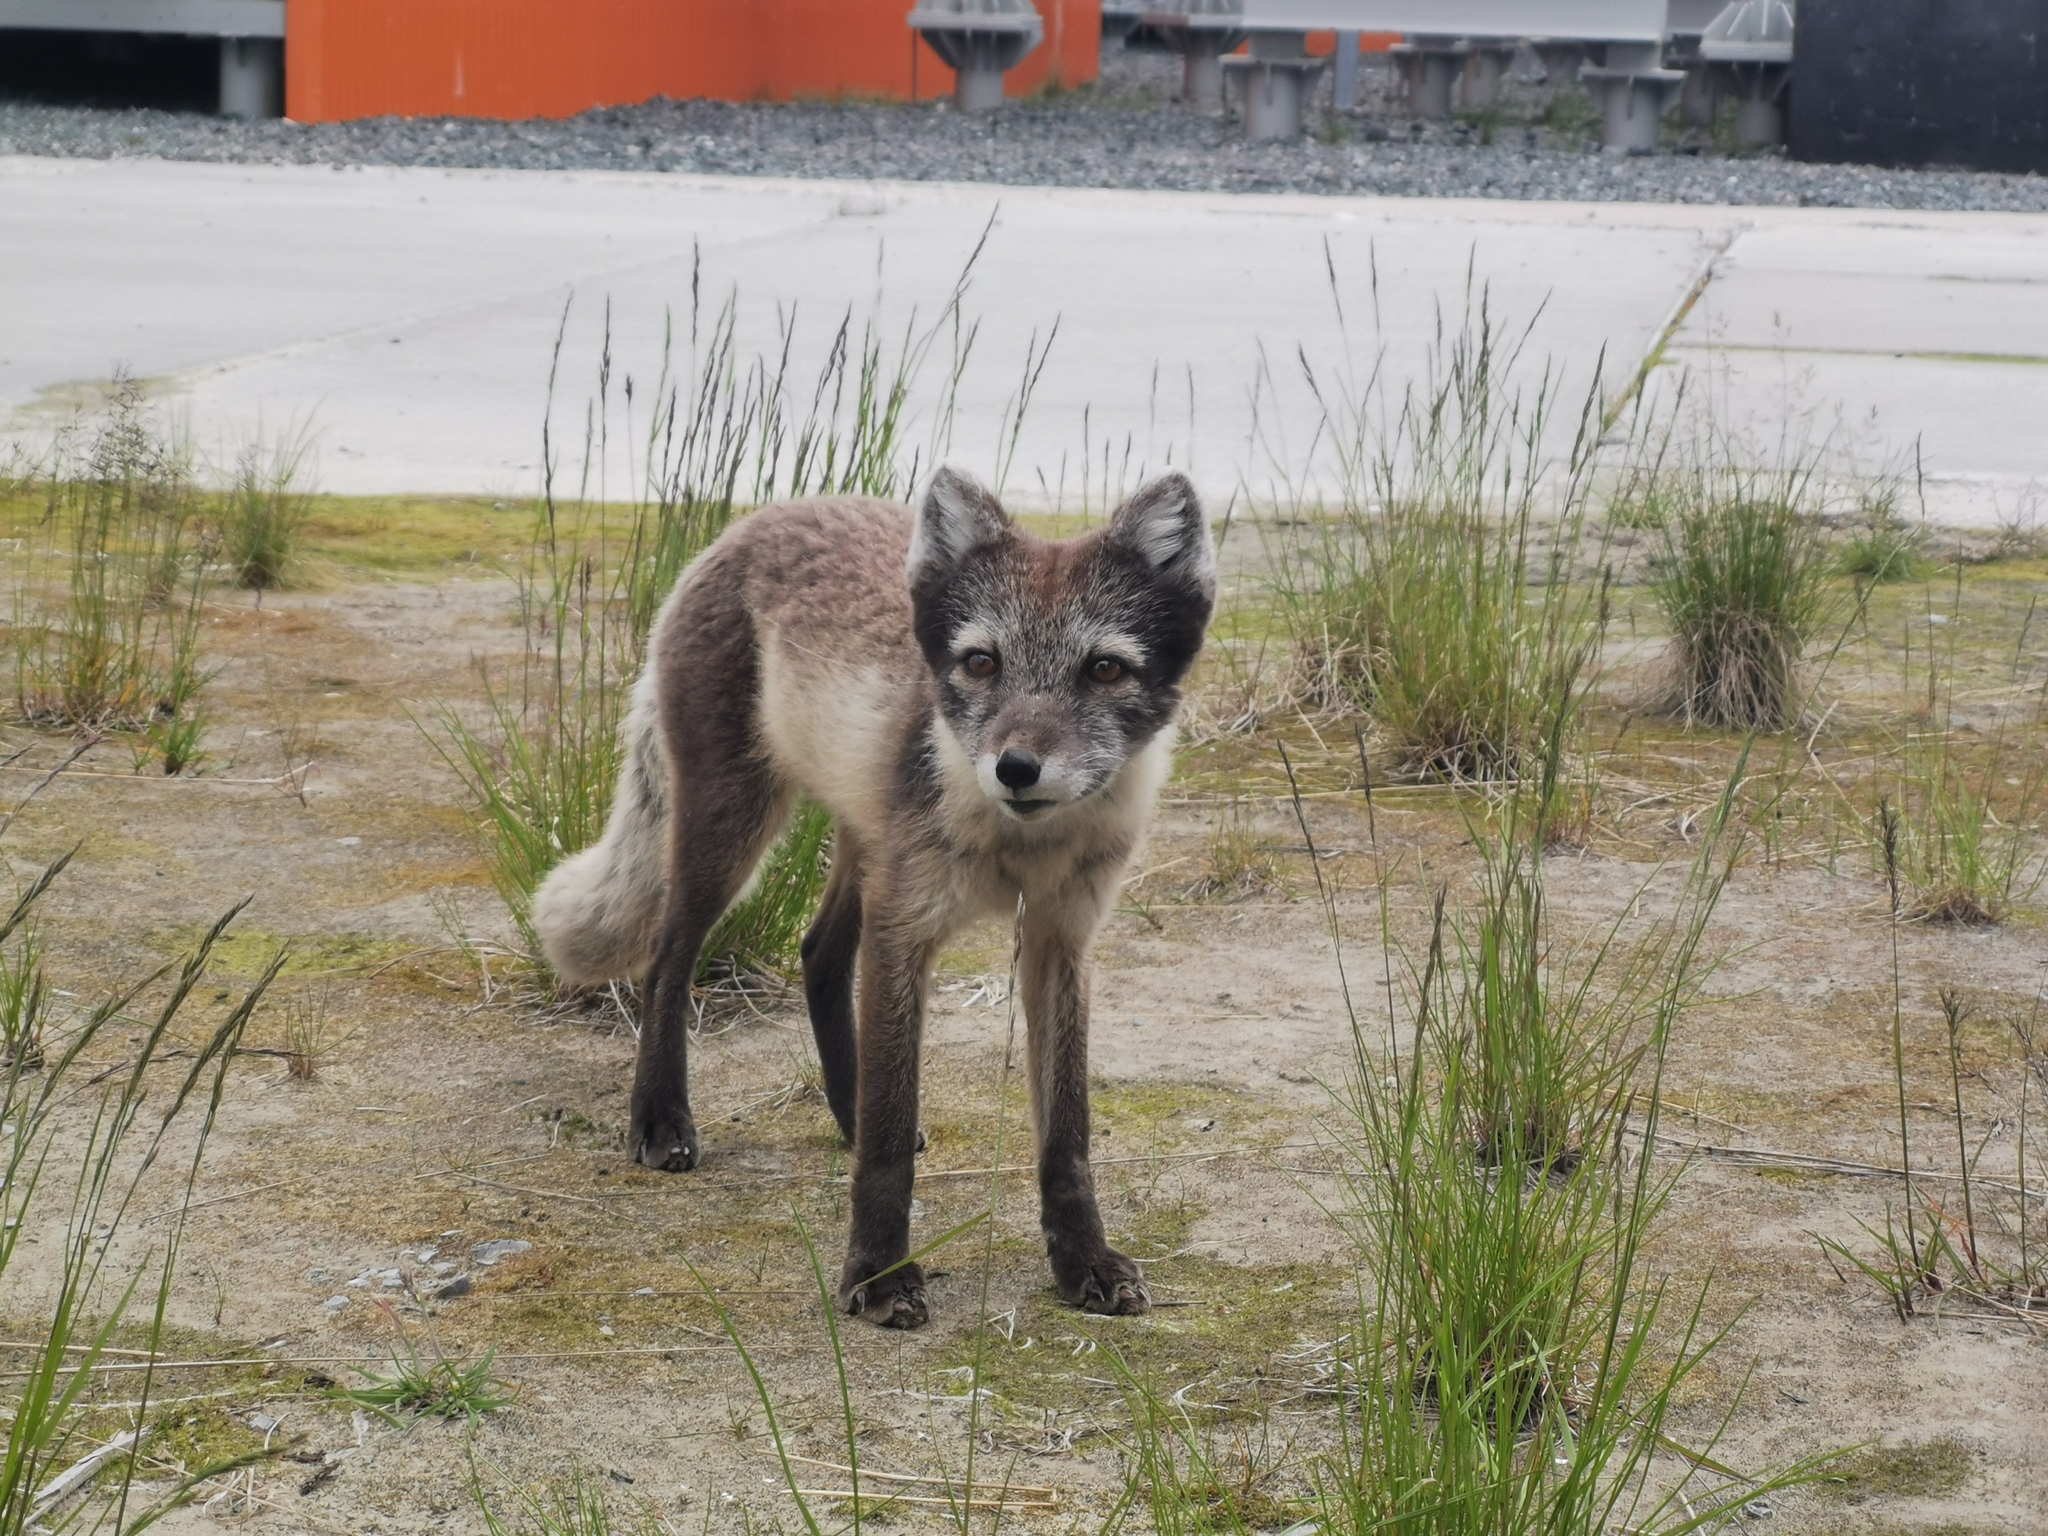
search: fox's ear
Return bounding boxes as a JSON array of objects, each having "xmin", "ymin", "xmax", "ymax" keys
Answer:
[
  {"xmin": 1107, "ymin": 473, "xmax": 1216, "ymax": 595},
  {"xmin": 908, "ymin": 466, "xmax": 1008, "ymax": 585}
]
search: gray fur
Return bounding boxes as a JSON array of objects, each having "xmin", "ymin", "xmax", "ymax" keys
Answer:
[{"xmin": 532, "ymin": 662, "xmax": 670, "ymax": 985}]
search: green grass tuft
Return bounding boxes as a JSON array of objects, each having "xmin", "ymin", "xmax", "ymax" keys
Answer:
[
  {"xmin": 337, "ymin": 1342, "xmax": 513, "ymax": 1427},
  {"xmin": 217, "ymin": 435, "xmax": 312, "ymax": 590},
  {"xmin": 1273, "ymin": 292, "xmax": 1610, "ymax": 807},
  {"xmin": 1651, "ymin": 451, "xmax": 1839, "ymax": 731}
]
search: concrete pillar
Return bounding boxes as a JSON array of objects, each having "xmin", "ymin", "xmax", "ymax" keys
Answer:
[
  {"xmin": 1533, "ymin": 40, "xmax": 1584, "ymax": 86},
  {"xmin": 1581, "ymin": 42, "xmax": 1683, "ymax": 152},
  {"xmin": 1398, "ymin": 42, "xmax": 1465, "ymax": 119},
  {"xmin": 219, "ymin": 36, "xmax": 282, "ymax": 120},
  {"xmin": 1735, "ymin": 93, "xmax": 1783, "ymax": 149},
  {"xmin": 1461, "ymin": 46, "xmax": 1514, "ymax": 109},
  {"xmin": 1185, "ymin": 51, "xmax": 1226, "ymax": 109},
  {"xmin": 956, "ymin": 64, "xmax": 1007, "ymax": 111},
  {"xmin": 1680, "ymin": 64, "xmax": 1720, "ymax": 126},
  {"xmin": 1230, "ymin": 32, "xmax": 1325, "ymax": 142}
]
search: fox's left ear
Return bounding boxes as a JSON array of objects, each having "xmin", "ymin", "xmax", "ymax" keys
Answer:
[{"xmin": 1107, "ymin": 473, "xmax": 1217, "ymax": 599}]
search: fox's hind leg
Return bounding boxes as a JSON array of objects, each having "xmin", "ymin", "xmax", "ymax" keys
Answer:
[
  {"xmin": 632, "ymin": 583, "xmax": 791, "ymax": 1173},
  {"xmin": 800, "ymin": 833, "xmax": 863, "ymax": 1145},
  {"xmin": 633, "ymin": 763, "xmax": 791, "ymax": 1171}
]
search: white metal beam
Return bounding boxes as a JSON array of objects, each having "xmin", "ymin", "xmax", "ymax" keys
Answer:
[
  {"xmin": 1237, "ymin": 0, "xmax": 1668, "ymax": 41},
  {"xmin": 0, "ymin": 0, "xmax": 284, "ymax": 38}
]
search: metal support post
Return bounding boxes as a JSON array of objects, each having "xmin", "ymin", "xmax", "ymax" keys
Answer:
[{"xmin": 1332, "ymin": 28, "xmax": 1359, "ymax": 110}]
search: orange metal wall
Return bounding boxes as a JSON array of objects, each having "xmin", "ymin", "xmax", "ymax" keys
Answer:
[
  {"xmin": 287, "ymin": 0, "xmax": 1099, "ymax": 123},
  {"xmin": 1305, "ymin": 30, "xmax": 1402, "ymax": 53}
]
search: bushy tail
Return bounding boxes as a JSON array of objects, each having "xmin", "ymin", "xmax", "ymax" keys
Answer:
[{"xmin": 532, "ymin": 664, "xmax": 669, "ymax": 985}]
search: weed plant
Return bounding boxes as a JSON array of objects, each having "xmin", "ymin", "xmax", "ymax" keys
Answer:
[
  {"xmin": 1837, "ymin": 506, "xmax": 1930, "ymax": 585},
  {"xmin": 216, "ymin": 436, "xmax": 311, "ymax": 590},
  {"xmin": 1650, "ymin": 446, "xmax": 1838, "ymax": 730},
  {"xmin": 1819, "ymin": 830, "xmax": 2048, "ymax": 1314},
  {"xmin": 432, "ymin": 263, "xmax": 979, "ymax": 979},
  {"xmin": 1273, "ymin": 292, "xmax": 1612, "ymax": 791},
  {"xmin": 1875, "ymin": 581, "xmax": 2046, "ymax": 924},
  {"xmin": 279, "ymin": 987, "xmax": 336, "ymax": 1080},
  {"xmin": 1196, "ymin": 797, "xmax": 1281, "ymax": 901},
  {"xmin": 1543, "ymin": 86, "xmax": 1601, "ymax": 143},
  {"xmin": 472, "ymin": 1460, "xmax": 665, "ymax": 1536},
  {"xmin": 338, "ymin": 1341, "xmax": 511, "ymax": 1427},
  {"xmin": 1885, "ymin": 747, "xmax": 2045, "ymax": 924},
  {"xmin": 9, "ymin": 382, "xmax": 214, "ymax": 759}
]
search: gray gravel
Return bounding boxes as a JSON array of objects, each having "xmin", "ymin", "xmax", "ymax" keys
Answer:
[{"xmin": 4, "ymin": 45, "xmax": 2044, "ymax": 212}]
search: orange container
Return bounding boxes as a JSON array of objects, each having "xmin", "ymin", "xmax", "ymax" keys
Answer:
[{"xmin": 287, "ymin": 0, "xmax": 1100, "ymax": 123}]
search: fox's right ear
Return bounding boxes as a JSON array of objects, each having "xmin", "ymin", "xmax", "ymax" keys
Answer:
[{"xmin": 907, "ymin": 466, "xmax": 1008, "ymax": 586}]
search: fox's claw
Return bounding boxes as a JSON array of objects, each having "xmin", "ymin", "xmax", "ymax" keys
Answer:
[
  {"xmin": 839, "ymin": 1260, "xmax": 929, "ymax": 1329},
  {"xmin": 631, "ymin": 1110, "xmax": 699, "ymax": 1172},
  {"xmin": 1060, "ymin": 1250, "xmax": 1149, "ymax": 1316}
]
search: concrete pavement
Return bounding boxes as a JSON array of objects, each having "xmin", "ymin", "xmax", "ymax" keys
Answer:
[{"xmin": 3, "ymin": 155, "xmax": 2044, "ymax": 524}]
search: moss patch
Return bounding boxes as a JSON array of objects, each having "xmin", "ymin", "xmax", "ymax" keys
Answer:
[
  {"xmin": 152, "ymin": 927, "xmax": 418, "ymax": 978},
  {"xmin": 1822, "ymin": 1434, "xmax": 1974, "ymax": 1502}
]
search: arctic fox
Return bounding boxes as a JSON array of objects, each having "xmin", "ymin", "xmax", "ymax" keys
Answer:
[{"xmin": 533, "ymin": 466, "xmax": 1216, "ymax": 1328}]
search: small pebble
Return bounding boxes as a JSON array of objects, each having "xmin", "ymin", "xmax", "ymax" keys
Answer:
[
  {"xmin": 1742, "ymin": 1498, "xmax": 1774, "ymax": 1520},
  {"xmin": 472, "ymin": 1238, "xmax": 534, "ymax": 1266},
  {"xmin": 430, "ymin": 1273, "xmax": 473, "ymax": 1301},
  {"xmin": 323, "ymin": 1295, "xmax": 348, "ymax": 1311}
]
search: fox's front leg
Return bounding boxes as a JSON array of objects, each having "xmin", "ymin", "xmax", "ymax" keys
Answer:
[
  {"xmin": 838, "ymin": 913, "xmax": 938, "ymax": 1329},
  {"xmin": 1020, "ymin": 904, "xmax": 1149, "ymax": 1316}
]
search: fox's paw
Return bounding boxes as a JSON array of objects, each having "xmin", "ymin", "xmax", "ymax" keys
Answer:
[
  {"xmin": 631, "ymin": 1109, "xmax": 699, "ymax": 1172},
  {"xmin": 838, "ymin": 1258, "xmax": 928, "ymax": 1330},
  {"xmin": 1056, "ymin": 1248, "xmax": 1149, "ymax": 1316}
]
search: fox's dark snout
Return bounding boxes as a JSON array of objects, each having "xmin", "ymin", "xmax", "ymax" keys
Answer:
[{"xmin": 994, "ymin": 749, "xmax": 1042, "ymax": 790}]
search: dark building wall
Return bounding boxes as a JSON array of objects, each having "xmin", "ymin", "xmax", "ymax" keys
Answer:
[{"xmin": 1790, "ymin": 0, "xmax": 2048, "ymax": 173}]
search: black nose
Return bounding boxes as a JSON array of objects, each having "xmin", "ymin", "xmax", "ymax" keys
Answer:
[{"xmin": 995, "ymin": 749, "xmax": 1042, "ymax": 791}]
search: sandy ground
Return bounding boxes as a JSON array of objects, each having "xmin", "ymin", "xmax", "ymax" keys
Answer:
[{"xmin": 3, "ymin": 549, "xmax": 2045, "ymax": 1536}]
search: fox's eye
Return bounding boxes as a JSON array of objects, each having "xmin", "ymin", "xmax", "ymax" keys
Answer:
[
  {"xmin": 1088, "ymin": 657, "xmax": 1126, "ymax": 685},
  {"xmin": 962, "ymin": 651, "xmax": 998, "ymax": 679}
]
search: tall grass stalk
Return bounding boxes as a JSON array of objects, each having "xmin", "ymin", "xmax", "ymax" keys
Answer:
[
  {"xmin": 1273, "ymin": 287, "xmax": 1612, "ymax": 795},
  {"xmin": 431, "ymin": 261, "xmax": 980, "ymax": 979},
  {"xmin": 0, "ymin": 861, "xmax": 281, "ymax": 1532},
  {"xmin": 10, "ymin": 381, "xmax": 214, "ymax": 749}
]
